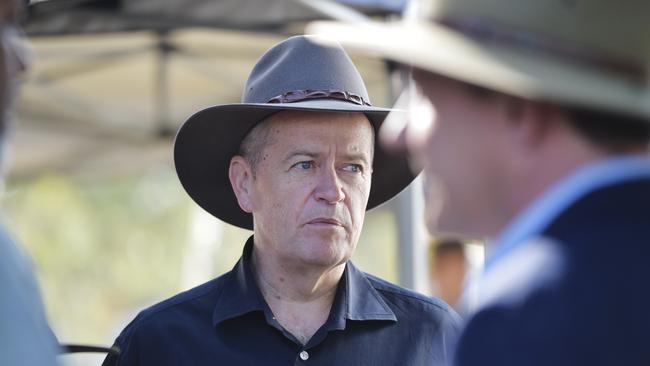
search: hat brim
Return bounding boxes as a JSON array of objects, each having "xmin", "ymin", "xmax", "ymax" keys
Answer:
[
  {"xmin": 174, "ymin": 99, "xmax": 417, "ymax": 230},
  {"xmin": 307, "ymin": 21, "xmax": 650, "ymax": 119}
]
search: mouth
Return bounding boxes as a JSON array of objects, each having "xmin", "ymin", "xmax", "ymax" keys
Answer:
[{"xmin": 306, "ymin": 218, "xmax": 344, "ymax": 227}]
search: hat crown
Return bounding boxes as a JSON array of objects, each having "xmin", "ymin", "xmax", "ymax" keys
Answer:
[
  {"xmin": 410, "ymin": 0, "xmax": 650, "ymax": 73},
  {"xmin": 242, "ymin": 35, "xmax": 372, "ymax": 105}
]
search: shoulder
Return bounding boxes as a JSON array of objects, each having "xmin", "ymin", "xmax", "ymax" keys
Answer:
[
  {"xmin": 365, "ymin": 272, "xmax": 462, "ymax": 327},
  {"xmin": 365, "ymin": 273, "xmax": 448, "ymax": 309},
  {"xmin": 136, "ymin": 273, "xmax": 226, "ymax": 324},
  {"xmin": 0, "ymin": 225, "xmax": 34, "ymax": 281},
  {"xmin": 144, "ymin": 276, "xmax": 226, "ymax": 325},
  {"xmin": 110, "ymin": 272, "xmax": 230, "ymax": 358}
]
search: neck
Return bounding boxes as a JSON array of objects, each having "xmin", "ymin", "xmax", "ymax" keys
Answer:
[
  {"xmin": 504, "ymin": 127, "xmax": 609, "ymax": 238},
  {"xmin": 251, "ymin": 243, "xmax": 345, "ymax": 345},
  {"xmin": 251, "ymin": 246, "xmax": 345, "ymax": 302}
]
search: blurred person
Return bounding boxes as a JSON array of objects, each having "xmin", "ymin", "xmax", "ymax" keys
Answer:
[
  {"xmin": 310, "ymin": 0, "xmax": 650, "ymax": 365},
  {"xmin": 103, "ymin": 35, "xmax": 460, "ymax": 366},
  {"xmin": 0, "ymin": 0, "xmax": 60, "ymax": 365},
  {"xmin": 428, "ymin": 238, "xmax": 466, "ymax": 311}
]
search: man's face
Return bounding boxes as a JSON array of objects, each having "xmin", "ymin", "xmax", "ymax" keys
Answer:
[
  {"xmin": 0, "ymin": 0, "xmax": 27, "ymax": 172},
  {"xmin": 246, "ymin": 110, "xmax": 374, "ymax": 269},
  {"xmin": 0, "ymin": 2, "xmax": 13, "ymax": 129},
  {"xmin": 384, "ymin": 69, "xmax": 511, "ymax": 238}
]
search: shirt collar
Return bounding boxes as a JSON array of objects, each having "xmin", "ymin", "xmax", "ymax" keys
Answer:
[
  {"xmin": 488, "ymin": 155, "xmax": 650, "ymax": 272},
  {"xmin": 333, "ymin": 261, "xmax": 397, "ymax": 328},
  {"xmin": 212, "ymin": 236, "xmax": 396, "ymax": 328},
  {"xmin": 212, "ymin": 236, "xmax": 268, "ymax": 327}
]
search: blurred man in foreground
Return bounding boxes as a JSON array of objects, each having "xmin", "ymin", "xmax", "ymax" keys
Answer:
[
  {"xmin": 104, "ymin": 35, "xmax": 460, "ymax": 366},
  {"xmin": 310, "ymin": 0, "xmax": 650, "ymax": 364},
  {"xmin": 0, "ymin": 0, "xmax": 59, "ymax": 365}
]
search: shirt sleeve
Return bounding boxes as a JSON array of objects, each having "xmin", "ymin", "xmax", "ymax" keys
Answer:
[
  {"xmin": 102, "ymin": 322, "xmax": 139, "ymax": 366},
  {"xmin": 0, "ymin": 226, "xmax": 60, "ymax": 366}
]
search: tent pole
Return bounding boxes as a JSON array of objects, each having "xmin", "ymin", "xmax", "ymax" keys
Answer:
[
  {"xmin": 386, "ymin": 60, "xmax": 429, "ymax": 293},
  {"xmin": 154, "ymin": 29, "xmax": 174, "ymax": 138}
]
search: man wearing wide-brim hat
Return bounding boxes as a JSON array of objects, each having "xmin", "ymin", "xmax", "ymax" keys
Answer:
[
  {"xmin": 103, "ymin": 35, "xmax": 461, "ymax": 366},
  {"xmin": 310, "ymin": 0, "xmax": 650, "ymax": 365}
]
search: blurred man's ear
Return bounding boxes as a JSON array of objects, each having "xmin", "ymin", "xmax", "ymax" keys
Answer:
[
  {"xmin": 503, "ymin": 96, "xmax": 561, "ymax": 151},
  {"xmin": 229, "ymin": 155, "xmax": 254, "ymax": 213}
]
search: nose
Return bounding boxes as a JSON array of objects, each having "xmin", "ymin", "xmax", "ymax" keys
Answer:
[
  {"xmin": 381, "ymin": 83, "xmax": 435, "ymax": 148},
  {"xmin": 2, "ymin": 25, "xmax": 31, "ymax": 77},
  {"xmin": 314, "ymin": 164, "xmax": 345, "ymax": 204},
  {"xmin": 379, "ymin": 85, "xmax": 436, "ymax": 166},
  {"xmin": 379, "ymin": 103, "xmax": 410, "ymax": 155},
  {"xmin": 379, "ymin": 84, "xmax": 415, "ymax": 155}
]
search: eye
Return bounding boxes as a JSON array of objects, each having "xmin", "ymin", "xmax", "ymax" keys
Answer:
[
  {"xmin": 342, "ymin": 164, "xmax": 363, "ymax": 173},
  {"xmin": 292, "ymin": 161, "xmax": 315, "ymax": 170}
]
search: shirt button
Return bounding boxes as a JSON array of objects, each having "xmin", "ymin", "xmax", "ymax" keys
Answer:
[{"xmin": 299, "ymin": 350, "xmax": 309, "ymax": 361}]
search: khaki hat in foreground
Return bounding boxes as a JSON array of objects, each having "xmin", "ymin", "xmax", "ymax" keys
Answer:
[{"xmin": 308, "ymin": 0, "xmax": 650, "ymax": 119}]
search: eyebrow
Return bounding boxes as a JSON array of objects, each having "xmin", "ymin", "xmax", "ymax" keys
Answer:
[
  {"xmin": 282, "ymin": 151, "xmax": 318, "ymax": 164},
  {"xmin": 342, "ymin": 152, "xmax": 371, "ymax": 166},
  {"xmin": 282, "ymin": 150, "xmax": 371, "ymax": 166}
]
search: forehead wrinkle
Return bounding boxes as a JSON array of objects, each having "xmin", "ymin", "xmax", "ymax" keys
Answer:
[{"xmin": 267, "ymin": 110, "xmax": 375, "ymax": 161}]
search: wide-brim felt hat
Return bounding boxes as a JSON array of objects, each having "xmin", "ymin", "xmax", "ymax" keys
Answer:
[
  {"xmin": 174, "ymin": 35, "xmax": 417, "ymax": 230},
  {"xmin": 308, "ymin": 0, "xmax": 650, "ymax": 119}
]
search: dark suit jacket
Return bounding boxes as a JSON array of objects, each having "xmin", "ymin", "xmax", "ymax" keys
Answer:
[{"xmin": 455, "ymin": 178, "xmax": 650, "ymax": 365}]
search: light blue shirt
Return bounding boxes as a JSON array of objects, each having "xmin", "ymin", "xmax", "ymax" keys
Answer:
[
  {"xmin": 486, "ymin": 155, "xmax": 650, "ymax": 273},
  {"xmin": 0, "ymin": 221, "xmax": 59, "ymax": 365}
]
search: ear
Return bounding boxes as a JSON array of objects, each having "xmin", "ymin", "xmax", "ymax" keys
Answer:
[
  {"xmin": 503, "ymin": 97, "xmax": 555, "ymax": 151},
  {"xmin": 229, "ymin": 155, "xmax": 254, "ymax": 213}
]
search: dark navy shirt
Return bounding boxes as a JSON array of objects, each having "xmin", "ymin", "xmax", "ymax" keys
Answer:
[{"xmin": 104, "ymin": 237, "xmax": 461, "ymax": 366}]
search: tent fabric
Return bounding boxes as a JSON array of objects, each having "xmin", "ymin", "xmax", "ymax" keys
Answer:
[{"xmin": 25, "ymin": 0, "xmax": 402, "ymax": 36}]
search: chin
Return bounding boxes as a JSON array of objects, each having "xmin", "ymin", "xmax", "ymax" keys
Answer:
[
  {"xmin": 428, "ymin": 205, "xmax": 464, "ymax": 236},
  {"xmin": 436, "ymin": 210, "xmax": 492, "ymax": 239},
  {"xmin": 298, "ymin": 236, "xmax": 351, "ymax": 268}
]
